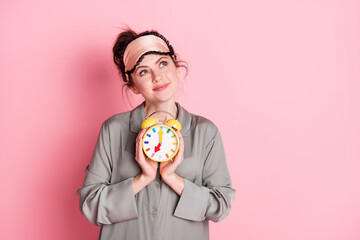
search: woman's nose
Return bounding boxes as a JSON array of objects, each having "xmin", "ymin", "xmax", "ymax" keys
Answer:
[{"xmin": 152, "ymin": 70, "xmax": 163, "ymax": 82}]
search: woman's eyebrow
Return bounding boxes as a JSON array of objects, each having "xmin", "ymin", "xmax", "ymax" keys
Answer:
[
  {"xmin": 155, "ymin": 56, "xmax": 168, "ymax": 64},
  {"xmin": 135, "ymin": 64, "xmax": 148, "ymax": 73}
]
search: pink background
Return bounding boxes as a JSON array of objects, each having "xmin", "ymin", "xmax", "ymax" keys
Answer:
[{"xmin": 1, "ymin": 0, "xmax": 359, "ymax": 239}]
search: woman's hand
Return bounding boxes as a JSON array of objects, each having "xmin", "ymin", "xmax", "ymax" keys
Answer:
[
  {"xmin": 159, "ymin": 130, "xmax": 185, "ymax": 195},
  {"xmin": 132, "ymin": 128, "xmax": 158, "ymax": 194}
]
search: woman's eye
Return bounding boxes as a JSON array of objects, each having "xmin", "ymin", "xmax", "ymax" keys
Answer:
[
  {"xmin": 139, "ymin": 70, "xmax": 148, "ymax": 76},
  {"xmin": 159, "ymin": 61, "xmax": 168, "ymax": 67}
]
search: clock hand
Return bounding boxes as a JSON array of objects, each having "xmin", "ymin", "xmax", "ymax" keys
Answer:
[
  {"xmin": 158, "ymin": 129, "xmax": 164, "ymax": 143},
  {"xmin": 154, "ymin": 143, "xmax": 161, "ymax": 153}
]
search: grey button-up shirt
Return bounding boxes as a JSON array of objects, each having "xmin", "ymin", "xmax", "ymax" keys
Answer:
[{"xmin": 77, "ymin": 102, "xmax": 236, "ymax": 240}]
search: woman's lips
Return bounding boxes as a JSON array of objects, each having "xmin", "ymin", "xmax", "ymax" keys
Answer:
[{"xmin": 153, "ymin": 83, "xmax": 170, "ymax": 91}]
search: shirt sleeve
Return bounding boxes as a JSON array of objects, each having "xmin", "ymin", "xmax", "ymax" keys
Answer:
[
  {"xmin": 77, "ymin": 121, "xmax": 138, "ymax": 226},
  {"xmin": 173, "ymin": 130, "xmax": 236, "ymax": 222}
]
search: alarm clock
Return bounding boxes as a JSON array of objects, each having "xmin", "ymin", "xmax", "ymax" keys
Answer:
[{"xmin": 141, "ymin": 111, "xmax": 182, "ymax": 162}]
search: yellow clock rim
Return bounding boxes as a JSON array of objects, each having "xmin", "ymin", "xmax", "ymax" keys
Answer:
[{"xmin": 142, "ymin": 124, "xmax": 180, "ymax": 162}]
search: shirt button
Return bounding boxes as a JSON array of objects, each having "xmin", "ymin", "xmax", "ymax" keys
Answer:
[{"xmin": 152, "ymin": 210, "xmax": 157, "ymax": 217}]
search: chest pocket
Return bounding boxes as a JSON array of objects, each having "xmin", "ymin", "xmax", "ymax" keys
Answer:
[
  {"xmin": 175, "ymin": 156, "xmax": 201, "ymax": 182},
  {"xmin": 111, "ymin": 135, "xmax": 141, "ymax": 183}
]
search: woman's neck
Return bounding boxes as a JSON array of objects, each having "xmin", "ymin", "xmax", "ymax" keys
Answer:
[{"xmin": 144, "ymin": 100, "xmax": 178, "ymax": 122}]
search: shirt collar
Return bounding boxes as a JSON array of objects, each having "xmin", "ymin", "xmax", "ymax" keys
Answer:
[{"xmin": 129, "ymin": 101, "xmax": 191, "ymax": 136}]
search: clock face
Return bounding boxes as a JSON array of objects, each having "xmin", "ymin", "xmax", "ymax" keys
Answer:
[{"xmin": 142, "ymin": 124, "xmax": 179, "ymax": 162}]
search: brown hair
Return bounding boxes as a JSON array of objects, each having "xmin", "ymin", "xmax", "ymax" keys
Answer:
[{"xmin": 112, "ymin": 27, "xmax": 188, "ymax": 90}]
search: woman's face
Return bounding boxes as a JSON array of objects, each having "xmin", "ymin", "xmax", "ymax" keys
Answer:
[{"xmin": 130, "ymin": 54, "xmax": 180, "ymax": 104}]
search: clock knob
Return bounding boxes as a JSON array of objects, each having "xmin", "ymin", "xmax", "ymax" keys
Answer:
[
  {"xmin": 141, "ymin": 117, "xmax": 157, "ymax": 129},
  {"xmin": 166, "ymin": 119, "xmax": 182, "ymax": 131}
]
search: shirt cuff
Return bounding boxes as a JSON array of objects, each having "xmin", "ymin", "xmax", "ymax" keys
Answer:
[
  {"xmin": 99, "ymin": 177, "xmax": 139, "ymax": 223},
  {"xmin": 173, "ymin": 178, "xmax": 209, "ymax": 221}
]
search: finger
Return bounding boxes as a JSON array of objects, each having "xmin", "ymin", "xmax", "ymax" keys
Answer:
[
  {"xmin": 179, "ymin": 134, "xmax": 184, "ymax": 154},
  {"xmin": 137, "ymin": 128, "xmax": 146, "ymax": 142},
  {"xmin": 136, "ymin": 130, "xmax": 144, "ymax": 155},
  {"xmin": 172, "ymin": 134, "xmax": 184, "ymax": 167},
  {"xmin": 146, "ymin": 157, "xmax": 158, "ymax": 168},
  {"xmin": 176, "ymin": 131, "xmax": 184, "ymax": 153},
  {"xmin": 136, "ymin": 129, "xmax": 147, "ymax": 163},
  {"xmin": 159, "ymin": 160, "xmax": 171, "ymax": 170},
  {"xmin": 138, "ymin": 129, "xmax": 148, "ymax": 149},
  {"xmin": 176, "ymin": 129, "xmax": 183, "ymax": 138}
]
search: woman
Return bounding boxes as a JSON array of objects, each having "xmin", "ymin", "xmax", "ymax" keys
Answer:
[{"xmin": 77, "ymin": 28, "xmax": 236, "ymax": 240}]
